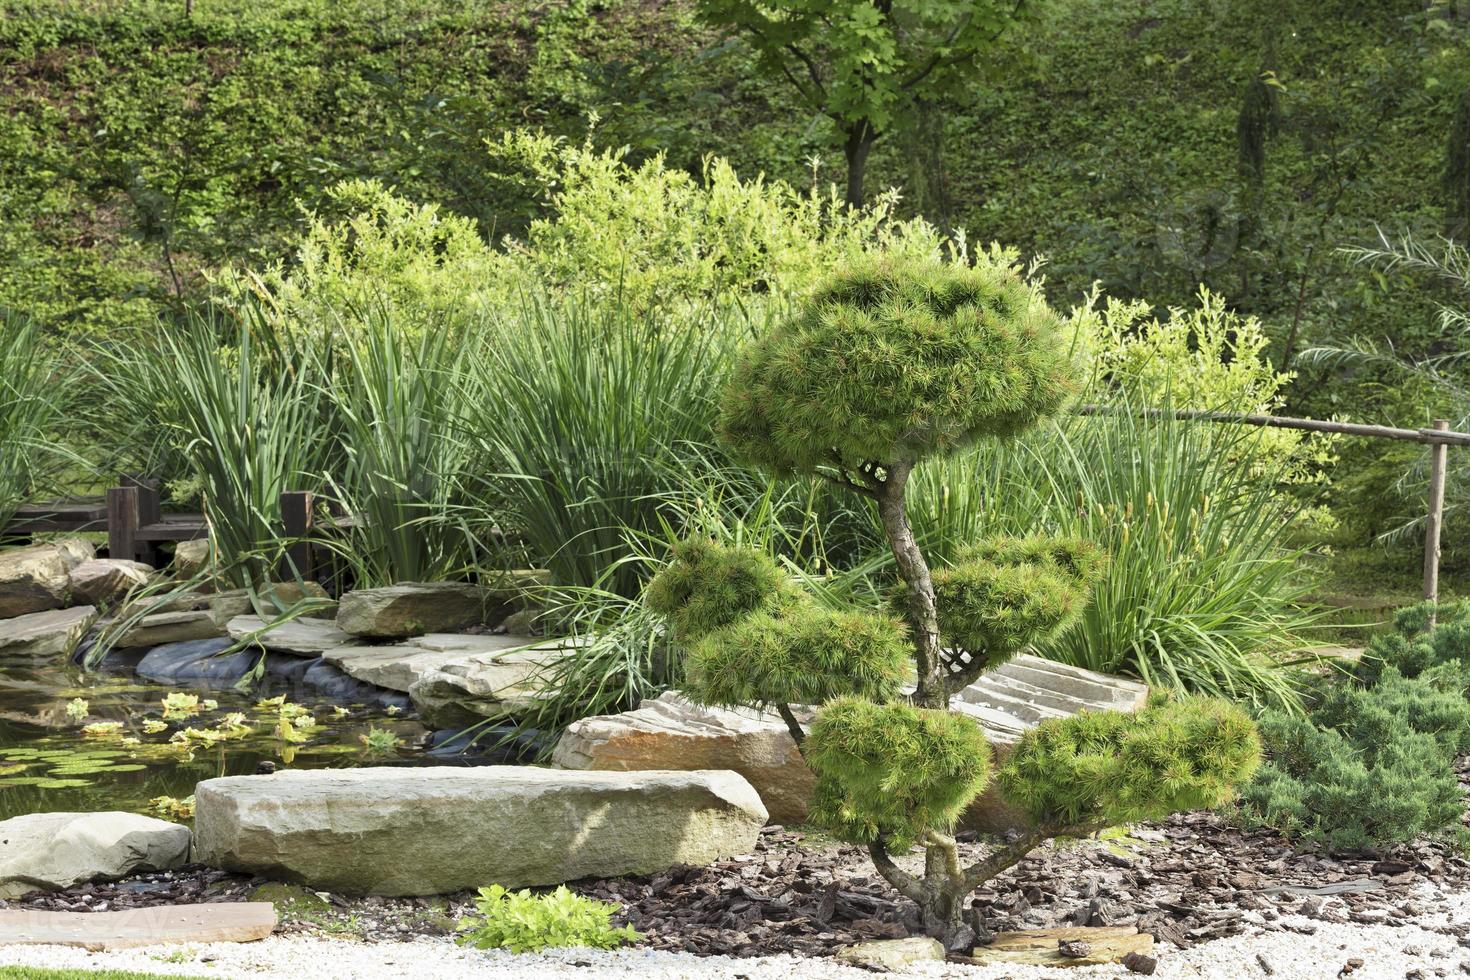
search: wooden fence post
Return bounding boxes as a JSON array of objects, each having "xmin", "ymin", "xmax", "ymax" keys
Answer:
[
  {"xmin": 279, "ymin": 490, "xmax": 314, "ymax": 582},
  {"xmin": 1424, "ymin": 419, "xmax": 1450, "ymax": 618},
  {"xmin": 106, "ymin": 486, "xmax": 139, "ymax": 563},
  {"xmin": 121, "ymin": 474, "xmax": 162, "ymax": 566}
]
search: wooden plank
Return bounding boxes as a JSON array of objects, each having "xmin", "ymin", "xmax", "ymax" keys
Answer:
[{"xmin": 135, "ymin": 519, "xmax": 210, "ymax": 542}]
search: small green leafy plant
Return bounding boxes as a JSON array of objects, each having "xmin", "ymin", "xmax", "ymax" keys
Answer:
[{"xmin": 456, "ymin": 885, "xmax": 639, "ymax": 953}]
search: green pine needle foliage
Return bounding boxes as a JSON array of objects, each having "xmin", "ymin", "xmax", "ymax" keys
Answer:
[
  {"xmin": 929, "ymin": 534, "xmax": 1105, "ymax": 672},
  {"xmin": 456, "ymin": 885, "xmax": 639, "ymax": 953},
  {"xmin": 806, "ymin": 697, "xmax": 992, "ymax": 849},
  {"xmin": 686, "ymin": 606, "xmax": 910, "ymax": 709},
  {"xmin": 1355, "ymin": 600, "xmax": 1470, "ymax": 688},
  {"xmin": 717, "ymin": 254, "xmax": 1077, "ymax": 475},
  {"xmin": 1239, "ymin": 668, "xmax": 1470, "ymax": 852},
  {"xmin": 648, "ymin": 536, "xmax": 910, "ymax": 709},
  {"xmin": 643, "ymin": 537, "xmax": 799, "ymax": 640},
  {"xmin": 998, "ymin": 695, "xmax": 1261, "ymax": 831}
]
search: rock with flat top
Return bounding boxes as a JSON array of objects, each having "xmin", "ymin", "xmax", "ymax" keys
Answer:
[
  {"xmin": 0, "ymin": 605, "xmax": 98, "ymax": 657},
  {"xmin": 0, "ymin": 811, "xmax": 191, "ymax": 900},
  {"xmin": 966, "ymin": 926, "xmax": 1154, "ymax": 966},
  {"xmin": 67, "ymin": 558, "xmax": 155, "ymax": 607},
  {"xmin": 108, "ymin": 609, "xmax": 225, "ymax": 649},
  {"xmin": 335, "ymin": 572, "xmax": 547, "ymax": 639},
  {"xmin": 0, "ymin": 903, "xmax": 275, "ymax": 950},
  {"xmin": 553, "ymin": 692, "xmax": 814, "ymax": 823},
  {"xmin": 228, "ymin": 615, "xmax": 352, "ymax": 655},
  {"xmin": 836, "ymin": 937, "xmax": 946, "ymax": 970},
  {"xmin": 406, "ymin": 637, "xmax": 576, "ymax": 728},
  {"xmin": 193, "ymin": 766, "xmax": 767, "ymax": 896},
  {"xmin": 0, "ymin": 540, "xmax": 93, "ymax": 618},
  {"xmin": 325, "ymin": 632, "xmax": 544, "ymax": 693}
]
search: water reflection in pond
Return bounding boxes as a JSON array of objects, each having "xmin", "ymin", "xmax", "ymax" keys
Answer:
[{"xmin": 0, "ymin": 643, "xmax": 436, "ymax": 821}]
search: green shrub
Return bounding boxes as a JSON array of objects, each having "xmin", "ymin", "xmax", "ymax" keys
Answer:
[
  {"xmin": 807, "ymin": 697, "xmax": 991, "ymax": 850},
  {"xmin": 929, "ymin": 535, "xmax": 1104, "ymax": 674},
  {"xmin": 718, "ymin": 253, "xmax": 1077, "ymax": 477},
  {"xmin": 999, "ymin": 695, "xmax": 1262, "ymax": 830},
  {"xmin": 642, "ymin": 254, "xmax": 1262, "ymax": 946},
  {"xmin": 1240, "ymin": 668, "xmax": 1470, "ymax": 852},
  {"xmin": 686, "ymin": 605, "xmax": 910, "ymax": 709},
  {"xmin": 456, "ymin": 885, "xmax": 639, "ymax": 953},
  {"xmin": 643, "ymin": 537, "xmax": 799, "ymax": 639},
  {"xmin": 1356, "ymin": 600, "xmax": 1470, "ymax": 687}
]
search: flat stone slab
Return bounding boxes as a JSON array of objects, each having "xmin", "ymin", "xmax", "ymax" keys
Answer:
[
  {"xmin": 0, "ymin": 605, "xmax": 98, "ymax": 657},
  {"xmin": 323, "ymin": 633, "xmax": 537, "ymax": 693},
  {"xmin": 227, "ymin": 615, "xmax": 352, "ymax": 655},
  {"xmin": 106, "ymin": 609, "xmax": 225, "ymax": 649},
  {"xmin": 407, "ymin": 638, "xmax": 577, "ymax": 728},
  {"xmin": 193, "ymin": 765, "xmax": 767, "ymax": 896},
  {"xmin": 0, "ymin": 903, "xmax": 276, "ymax": 950},
  {"xmin": 966, "ymin": 926, "xmax": 1154, "ymax": 966}
]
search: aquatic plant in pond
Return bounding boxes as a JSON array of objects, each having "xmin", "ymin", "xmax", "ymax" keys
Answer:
[{"xmin": 0, "ymin": 659, "xmax": 429, "ymax": 822}]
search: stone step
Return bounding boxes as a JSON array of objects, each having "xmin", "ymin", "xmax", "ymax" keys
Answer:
[
  {"xmin": 0, "ymin": 903, "xmax": 276, "ymax": 950},
  {"xmin": 193, "ymin": 766, "xmax": 766, "ymax": 896}
]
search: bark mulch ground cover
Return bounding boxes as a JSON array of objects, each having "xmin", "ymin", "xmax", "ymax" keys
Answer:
[{"xmin": 7, "ymin": 799, "xmax": 1469, "ymax": 964}]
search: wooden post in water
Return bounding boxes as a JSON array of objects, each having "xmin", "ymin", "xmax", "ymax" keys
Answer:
[
  {"xmin": 1425, "ymin": 419, "xmax": 1451, "ymax": 620},
  {"xmin": 279, "ymin": 490, "xmax": 314, "ymax": 582},
  {"xmin": 106, "ymin": 486, "xmax": 139, "ymax": 563}
]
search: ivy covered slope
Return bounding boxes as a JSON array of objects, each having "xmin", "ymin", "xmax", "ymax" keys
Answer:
[{"xmin": 4, "ymin": 0, "xmax": 1465, "ymax": 368}]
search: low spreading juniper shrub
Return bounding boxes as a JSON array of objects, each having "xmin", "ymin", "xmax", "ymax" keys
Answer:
[
  {"xmin": 1239, "ymin": 667, "xmax": 1470, "ymax": 852},
  {"xmin": 1356, "ymin": 600, "xmax": 1470, "ymax": 688}
]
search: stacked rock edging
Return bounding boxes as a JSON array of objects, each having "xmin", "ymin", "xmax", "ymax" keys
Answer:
[
  {"xmin": 554, "ymin": 655, "xmax": 1149, "ymax": 832},
  {"xmin": 192, "ymin": 766, "xmax": 768, "ymax": 895}
]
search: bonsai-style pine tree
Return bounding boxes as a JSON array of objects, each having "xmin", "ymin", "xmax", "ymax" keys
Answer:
[{"xmin": 647, "ymin": 255, "xmax": 1261, "ymax": 948}]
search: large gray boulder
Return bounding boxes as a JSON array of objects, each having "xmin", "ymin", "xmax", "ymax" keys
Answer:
[
  {"xmin": 193, "ymin": 766, "xmax": 767, "ymax": 896},
  {"xmin": 0, "ymin": 605, "xmax": 99, "ymax": 658},
  {"xmin": 0, "ymin": 811, "xmax": 191, "ymax": 899},
  {"xmin": 0, "ymin": 539, "xmax": 93, "ymax": 618}
]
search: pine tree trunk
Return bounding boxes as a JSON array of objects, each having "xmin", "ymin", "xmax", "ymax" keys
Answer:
[{"xmin": 875, "ymin": 462, "xmax": 946, "ymax": 707}]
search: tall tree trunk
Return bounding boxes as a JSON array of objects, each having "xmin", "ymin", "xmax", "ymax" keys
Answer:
[
  {"xmin": 844, "ymin": 119, "xmax": 877, "ymax": 210},
  {"xmin": 875, "ymin": 462, "xmax": 946, "ymax": 707}
]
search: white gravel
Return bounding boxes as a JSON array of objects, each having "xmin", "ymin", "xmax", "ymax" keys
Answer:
[{"xmin": 1, "ymin": 890, "xmax": 1465, "ymax": 980}]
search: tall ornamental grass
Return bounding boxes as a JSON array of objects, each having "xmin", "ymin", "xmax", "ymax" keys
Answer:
[
  {"xmin": 321, "ymin": 306, "xmax": 484, "ymax": 585},
  {"xmin": 904, "ymin": 401, "xmax": 1319, "ymax": 710},
  {"xmin": 457, "ymin": 295, "xmax": 754, "ymax": 597},
  {"xmin": 0, "ymin": 313, "xmax": 71, "ymax": 527},
  {"xmin": 89, "ymin": 307, "xmax": 336, "ymax": 589}
]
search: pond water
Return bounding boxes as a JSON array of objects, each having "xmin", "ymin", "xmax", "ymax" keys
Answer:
[{"xmin": 0, "ymin": 644, "xmax": 440, "ymax": 822}]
